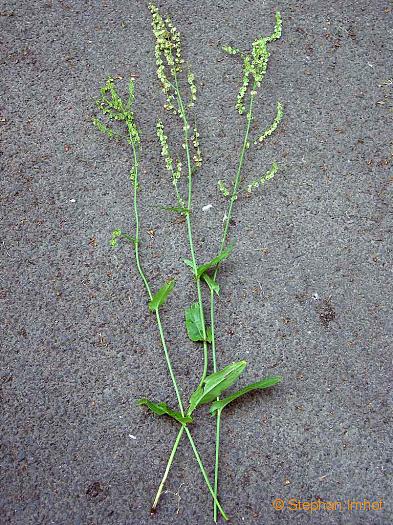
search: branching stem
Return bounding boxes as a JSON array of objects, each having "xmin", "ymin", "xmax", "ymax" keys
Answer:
[
  {"xmin": 131, "ymin": 135, "xmax": 227, "ymax": 519},
  {"xmin": 210, "ymin": 84, "xmax": 256, "ymax": 520}
]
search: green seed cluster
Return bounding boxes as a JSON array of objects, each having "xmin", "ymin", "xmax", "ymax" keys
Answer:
[
  {"xmin": 110, "ymin": 228, "xmax": 122, "ymax": 248},
  {"xmin": 92, "ymin": 117, "xmax": 119, "ymax": 140},
  {"xmin": 235, "ymin": 11, "xmax": 282, "ymax": 114},
  {"xmin": 247, "ymin": 162, "xmax": 278, "ymax": 193},
  {"xmin": 156, "ymin": 119, "xmax": 184, "ymax": 203},
  {"xmin": 222, "ymin": 45, "xmax": 240, "ymax": 56},
  {"xmin": 93, "ymin": 76, "xmax": 140, "ymax": 145},
  {"xmin": 150, "ymin": 4, "xmax": 197, "ymax": 113},
  {"xmin": 188, "ymin": 70, "xmax": 197, "ymax": 107},
  {"xmin": 149, "ymin": 4, "xmax": 184, "ymax": 113},
  {"xmin": 217, "ymin": 179, "xmax": 230, "ymax": 198},
  {"xmin": 129, "ymin": 166, "xmax": 137, "ymax": 186},
  {"xmin": 192, "ymin": 125, "xmax": 202, "ymax": 167},
  {"xmin": 156, "ymin": 120, "xmax": 174, "ymax": 172},
  {"xmin": 255, "ymin": 101, "xmax": 283, "ymax": 144}
]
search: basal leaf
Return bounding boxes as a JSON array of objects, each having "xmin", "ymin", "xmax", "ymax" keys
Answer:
[
  {"xmin": 137, "ymin": 398, "xmax": 192, "ymax": 424},
  {"xmin": 196, "ymin": 243, "xmax": 234, "ymax": 279},
  {"xmin": 148, "ymin": 280, "xmax": 175, "ymax": 311},
  {"xmin": 185, "ymin": 303, "xmax": 211, "ymax": 342},
  {"xmin": 209, "ymin": 376, "xmax": 283, "ymax": 414},
  {"xmin": 202, "ymin": 273, "xmax": 220, "ymax": 295},
  {"xmin": 188, "ymin": 361, "xmax": 247, "ymax": 413}
]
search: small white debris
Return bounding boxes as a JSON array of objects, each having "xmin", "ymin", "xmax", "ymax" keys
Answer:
[
  {"xmin": 312, "ymin": 293, "xmax": 319, "ymax": 300},
  {"xmin": 129, "ymin": 434, "xmax": 137, "ymax": 440},
  {"xmin": 222, "ymin": 213, "xmax": 228, "ymax": 223},
  {"xmin": 202, "ymin": 204, "xmax": 212, "ymax": 212},
  {"xmin": 367, "ymin": 62, "xmax": 374, "ymax": 68},
  {"xmin": 69, "ymin": 199, "xmax": 76, "ymax": 203}
]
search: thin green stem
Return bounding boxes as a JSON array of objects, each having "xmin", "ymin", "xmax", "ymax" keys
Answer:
[
  {"xmin": 151, "ymin": 72, "xmax": 213, "ymax": 513},
  {"xmin": 213, "ymin": 409, "xmax": 222, "ymax": 522},
  {"xmin": 152, "ymin": 423, "xmax": 229, "ymax": 520},
  {"xmin": 151, "ymin": 425, "xmax": 184, "ymax": 513},
  {"xmin": 210, "ymin": 85, "xmax": 257, "ymax": 519},
  {"xmin": 131, "ymin": 135, "xmax": 220, "ymax": 515},
  {"xmin": 131, "ymin": 140, "xmax": 185, "ymax": 415},
  {"xmin": 173, "ymin": 74, "xmax": 209, "ymax": 385},
  {"xmin": 218, "ymin": 88, "xmax": 256, "ymax": 256},
  {"xmin": 184, "ymin": 427, "xmax": 229, "ymax": 521}
]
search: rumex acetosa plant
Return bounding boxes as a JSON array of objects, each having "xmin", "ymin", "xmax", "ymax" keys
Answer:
[{"xmin": 92, "ymin": 4, "xmax": 284, "ymax": 522}]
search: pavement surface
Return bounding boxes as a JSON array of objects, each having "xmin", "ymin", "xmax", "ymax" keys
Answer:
[{"xmin": 1, "ymin": 1, "xmax": 392, "ymax": 524}]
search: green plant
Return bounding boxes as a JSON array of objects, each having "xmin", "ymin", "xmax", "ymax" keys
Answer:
[{"xmin": 92, "ymin": 5, "xmax": 285, "ymax": 521}]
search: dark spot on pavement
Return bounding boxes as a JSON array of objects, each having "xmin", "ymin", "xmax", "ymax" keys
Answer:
[
  {"xmin": 86, "ymin": 481, "xmax": 108, "ymax": 501},
  {"xmin": 318, "ymin": 298, "xmax": 336, "ymax": 327}
]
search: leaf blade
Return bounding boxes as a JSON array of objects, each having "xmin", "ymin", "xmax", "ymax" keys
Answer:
[
  {"xmin": 185, "ymin": 303, "xmax": 211, "ymax": 342},
  {"xmin": 196, "ymin": 243, "xmax": 234, "ymax": 279},
  {"xmin": 137, "ymin": 399, "xmax": 192, "ymax": 424},
  {"xmin": 209, "ymin": 376, "xmax": 283, "ymax": 414},
  {"xmin": 158, "ymin": 205, "xmax": 190, "ymax": 214},
  {"xmin": 148, "ymin": 280, "xmax": 175, "ymax": 312},
  {"xmin": 188, "ymin": 361, "xmax": 247, "ymax": 413},
  {"xmin": 202, "ymin": 274, "xmax": 220, "ymax": 295}
]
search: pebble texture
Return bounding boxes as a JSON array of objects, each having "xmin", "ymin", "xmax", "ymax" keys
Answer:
[{"xmin": 1, "ymin": 1, "xmax": 392, "ymax": 524}]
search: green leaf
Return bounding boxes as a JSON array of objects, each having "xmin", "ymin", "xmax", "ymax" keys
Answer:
[
  {"xmin": 209, "ymin": 376, "xmax": 283, "ymax": 414},
  {"xmin": 196, "ymin": 244, "xmax": 234, "ymax": 279},
  {"xmin": 138, "ymin": 399, "xmax": 192, "ymax": 424},
  {"xmin": 158, "ymin": 205, "xmax": 190, "ymax": 215},
  {"xmin": 202, "ymin": 274, "xmax": 220, "ymax": 295},
  {"xmin": 148, "ymin": 280, "xmax": 175, "ymax": 311},
  {"xmin": 185, "ymin": 303, "xmax": 212, "ymax": 342},
  {"xmin": 183, "ymin": 258, "xmax": 194, "ymax": 269},
  {"xmin": 188, "ymin": 361, "xmax": 247, "ymax": 413}
]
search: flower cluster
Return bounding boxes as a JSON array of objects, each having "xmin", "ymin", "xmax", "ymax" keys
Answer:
[
  {"xmin": 150, "ymin": 4, "xmax": 197, "ymax": 114},
  {"xmin": 156, "ymin": 119, "xmax": 184, "ymax": 203},
  {"xmin": 187, "ymin": 70, "xmax": 197, "ymax": 106},
  {"xmin": 232, "ymin": 11, "xmax": 282, "ymax": 114},
  {"xmin": 255, "ymin": 101, "xmax": 284, "ymax": 144},
  {"xmin": 149, "ymin": 4, "xmax": 183, "ymax": 113},
  {"xmin": 93, "ymin": 76, "xmax": 140, "ymax": 145},
  {"xmin": 217, "ymin": 179, "xmax": 230, "ymax": 198},
  {"xmin": 156, "ymin": 120, "xmax": 174, "ymax": 172},
  {"xmin": 247, "ymin": 162, "xmax": 278, "ymax": 193},
  {"xmin": 192, "ymin": 125, "xmax": 202, "ymax": 167}
]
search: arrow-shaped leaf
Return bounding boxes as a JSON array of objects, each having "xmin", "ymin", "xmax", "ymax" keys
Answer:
[
  {"xmin": 148, "ymin": 280, "xmax": 175, "ymax": 312},
  {"xmin": 196, "ymin": 243, "xmax": 234, "ymax": 279},
  {"xmin": 185, "ymin": 303, "xmax": 212, "ymax": 343},
  {"xmin": 137, "ymin": 398, "xmax": 192, "ymax": 424},
  {"xmin": 188, "ymin": 361, "xmax": 247, "ymax": 413},
  {"xmin": 209, "ymin": 376, "xmax": 283, "ymax": 414},
  {"xmin": 202, "ymin": 273, "xmax": 220, "ymax": 295}
]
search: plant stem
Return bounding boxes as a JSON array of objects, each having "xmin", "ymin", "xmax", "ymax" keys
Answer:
[
  {"xmin": 152, "ymin": 74, "xmax": 214, "ymax": 513},
  {"xmin": 131, "ymin": 140, "xmax": 184, "ymax": 414},
  {"xmin": 131, "ymin": 137, "xmax": 224, "ymax": 516},
  {"xmin": 174, "ymin": 74, "xmax": 209, "ymax": 383},
  {"xmin": 210, "ymin": 84, "xmax": 257, "ymax": 520},
  {"xmin": 151, "ymin": 425, "xmax": 185, "ymax": 512},
  {"xmin": 184, "ymin": 427, "xmax": 229, "ymax": 521},
  {"xmin": 213, "ymin": 409, "xmax": 222, "ymax": 522}
]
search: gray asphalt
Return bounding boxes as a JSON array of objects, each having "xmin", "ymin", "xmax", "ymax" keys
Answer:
[{"xmin": 1, "ymin": 1, "xmax": 392, "ymax": 524}]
